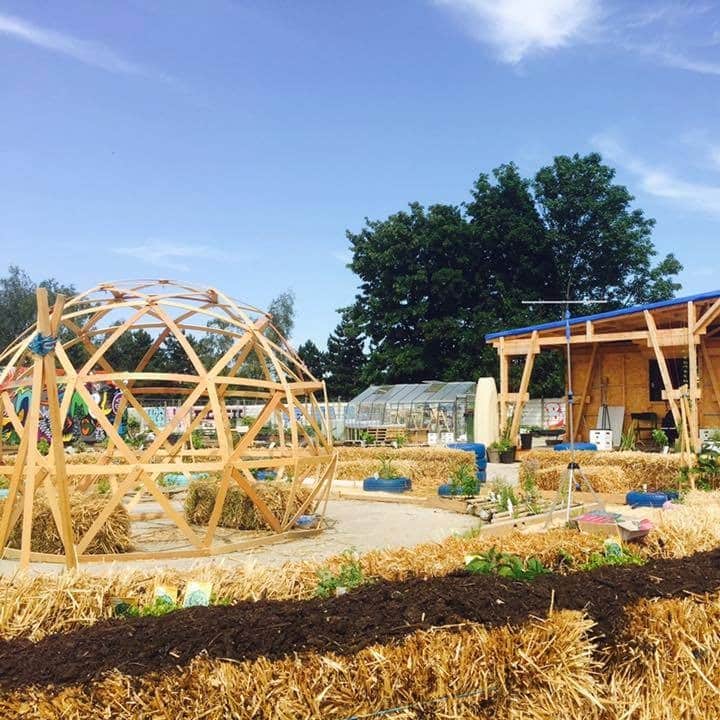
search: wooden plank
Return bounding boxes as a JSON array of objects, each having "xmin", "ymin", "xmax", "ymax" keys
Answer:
[
  {"xmin": 499, "ymin": 336, "xmax": 508, "ymax": 431},
  {"xmin": 37, "ymin": 289, "xmax": 77, "ymax": 568},
  {"xmin": 695, "ymin": 297, "xmax": 720, "ymax": 334},
  {"xmin": 688, "ymin": 302, "xmax": 700, "ymax": 452},
  {"xmin": 702, "ymin": 343, "xmax": 720, "ymax": 413},
  {"xmin": 509, "ymin": 331, "xmax": 538, "ymax": 443},
  {"xmin": 645, "ymin": 311, "xmax": 681, "ymax": 428},
  {"xmin": 572, "ymin": 344, "xmax": 598, "ymax": 442}
]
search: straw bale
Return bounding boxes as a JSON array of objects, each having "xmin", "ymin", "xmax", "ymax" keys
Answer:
[
  {"xmin": 336, "ymin": 446, "xmax": 476, "ymax": 495},
  {"xmin": 184, "ymin": 479, "xmax": 311, "ymax": 531},
  {"xmin": 521, "ymin": 450, "xmax": 684, "ymax": 491},
  {"xmin": 533, "ymin": 465, "xmax": 628, "ymax": 493},
  {"xmin": 2, "ymin": 492, "xmax": 131, "ymax": 555},
  {"xmin": 0, "ymin": 611, "xmax": 604, "ymax": 720},
  {"xmin": 605, "ymin": 595, "xmax": 720, "ymax": 720}
]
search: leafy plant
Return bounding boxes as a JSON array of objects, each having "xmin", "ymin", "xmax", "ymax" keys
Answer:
[
  {"xmin": 708, "ymin": 429, "xmax": 720, "ymax": 443},
  {"xmin": 315, "ymin": 550, "xmax": 365, "ymax": 598},
  {"xmin": 490, "ymin": 478, "xmax": 518, "ymax": 513},
  {"xmin": 72, "ymin": 439, "xmax": 88, "ymax": 454},
  {"xmin": 651, "ymin": 428, "xmax": 669, "ymax": 447},
  {"xmin": 377, "ymin": 456, "xmax": 400, "ymax": 479},
  {"xmin": 96, "ymin": 477, "xmax": 111, "ymax": 495},
  {"xmin": 692, "ymin": 451, "xmax": 720, "ymax": 491},
  {"xmin": 449, "ymin": 462, "xmax": 478, "ymax": 496},
  {"xmin": 191, "ymin": 429, "xmax": 205, "ymax": 450},
  {"xmin": 619, "ymin": 431, "xmax": 637, "ymax": 451},
  {"xmin": 520, "ymin": 472, "xmax": 543, "ymax": 515},
  {"xmin": 37, "ymin": 438, "xmax": 50, "ymax": 456},
  {"xmin": 578, "ymin": 546, "xmax": 645, "ymax": 571},
  {"xmin": 393, "ymin": 432, "xmax": 408, "ymax": 448},
  {"xmin": 465, "ymin": 547, "xmax": 548, "ymax": 581},
  {"xmin": 359, "ymin": 430, "xmax": 375, "ymax": 446}
]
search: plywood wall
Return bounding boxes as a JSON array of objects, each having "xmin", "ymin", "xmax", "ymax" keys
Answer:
[{"xmin": 570, "ymin": 338, "xmax": 720, "ymax": 441}]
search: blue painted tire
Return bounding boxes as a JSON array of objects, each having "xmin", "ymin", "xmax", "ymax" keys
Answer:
[
  {"xmin": 477, "ymin": 469, "xmax": 487, "ymax": 483},
  {"xmin": 626, "ymin": 490, "xmax": 669, "ymax": 508},
  {"xmin": 362, "ymin": 477, "xmax": 410, "ymax": 493},
  {"xmin": 438, "ymin": 482, "xmax": 479, "ymax": 497},
  {"xmin": 553, "ymin": 442, "xmax": 597, "ymax": 452}
]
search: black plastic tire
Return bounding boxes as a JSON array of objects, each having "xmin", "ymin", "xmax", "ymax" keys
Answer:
[{"xmin": 362, "ymin": 477, "xmax": 409, "ymax": 493}]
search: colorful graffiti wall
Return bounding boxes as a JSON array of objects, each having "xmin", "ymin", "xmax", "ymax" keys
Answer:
[{"xmin": 2, "ymin": 382, "xmax": 126, "ymax": 444}]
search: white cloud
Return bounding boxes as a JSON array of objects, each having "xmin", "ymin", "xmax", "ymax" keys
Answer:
[
  {"xmin": 434, "ymin": 0, "xmax": 600, "ymax": 63},
  {"xmin": 593, "ymin": 133, "xmax": 720, "ymax": 216},
  {"xmin": 112, "ymin": 242, "xmax": 228, "ymax": 272},
  {"xmin": 0, "ymin": 11, "xmax": 150, "ymax": 76}
]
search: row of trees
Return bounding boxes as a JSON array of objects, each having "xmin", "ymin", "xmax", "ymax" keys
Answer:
[{"xmin": 297, "ymin": 153, "xmax": 682, "ymax": 399}]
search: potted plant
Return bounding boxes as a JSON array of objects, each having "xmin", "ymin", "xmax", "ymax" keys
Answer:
[
  {"xmin": 489, "ymin": 422, "xmax": 517, "ymax": 463},
  {"xmin": 519, "ymin": 426, "xmax": 533, "ymax": 451},
  {"xmin": 651, "ymin": 428, "xmax": 669, "ymax": 453}
]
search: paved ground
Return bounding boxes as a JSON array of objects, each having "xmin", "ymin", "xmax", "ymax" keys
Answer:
[{"xmin": 0, "ymin": 498, "xmax": 483, "ymax": 576}]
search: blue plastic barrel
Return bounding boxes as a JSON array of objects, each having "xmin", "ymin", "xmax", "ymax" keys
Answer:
[
  {"xmin": 447, "ymin": 443, "xmax": 487, "ymax": 472},
  {"xmin": 437, "ymin": 482, "xmax": 480, "ymax": 497}
]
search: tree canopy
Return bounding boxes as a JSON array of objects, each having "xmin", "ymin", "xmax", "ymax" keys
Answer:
[{"xmin": 344, "ymin": 153, "xmax": 682, "ymax": 395}]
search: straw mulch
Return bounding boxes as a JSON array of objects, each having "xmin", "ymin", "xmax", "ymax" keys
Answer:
[
  {"xmin": 521, "ymin": 450, "xmax": 685, "ymax": 492},
  {"xmin": 3, "ymin": 492, "xmax": 131, "ymax": 555},
  {"xmin": 533, "ymin": 465, "xmax": 628, "ymax": 493},
  {"xmin": 0, "ymin": 610, "xmax": 604, "ymax": 720},
  {"xmin": 184, "ymin": 479, "xmax": 311, "ymax": 531},
  {"xmin": 0, "ymin": 499, "xmax": 716, "ymax": 643},
  {"xmin": 336, "ymin": 446, "xmax": 477, "ymax": 495},
  {"xmin": 603, "ymin": 595, "xmax": 720, "ymax": 720}
]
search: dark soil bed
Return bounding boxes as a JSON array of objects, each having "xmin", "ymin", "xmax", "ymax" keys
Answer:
[{"xmin": 2, "ymin": 548, "xmax": 720, "ymax": 689}]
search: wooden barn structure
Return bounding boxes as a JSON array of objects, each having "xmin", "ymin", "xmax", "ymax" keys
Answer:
[{"xmin": 485, "ymin": 291, "xmax": 720, "ymax": 451}]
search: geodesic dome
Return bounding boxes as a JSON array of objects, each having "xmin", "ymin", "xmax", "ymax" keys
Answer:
[{"xmin": 0, "ymin": 280, "xmax": 336, "ymax": 568}]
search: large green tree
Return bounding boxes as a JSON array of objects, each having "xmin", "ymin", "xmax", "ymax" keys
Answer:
[
  {"xmin": 0, "ymin": 266, "xmax": 75, "ymax": 352},
  {"xmin": 324, "ymin": 311, "xmax": 367, "ymax": 400},
  {"xmin": 297, "ymin": 339, "xmax": 326, "ymax": 380},
  {"xmin": 344, "ymin": 153, "xmax": 683, "ymax": 394}
]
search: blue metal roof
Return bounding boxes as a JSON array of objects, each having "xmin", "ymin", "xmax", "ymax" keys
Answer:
[{"xmin": 485, "ymin": 289, "xmax": 720, "ymax": 341}]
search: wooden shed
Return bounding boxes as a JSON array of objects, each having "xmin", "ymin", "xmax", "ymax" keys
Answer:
[{"xmin": 485, "ymin": 291, "xmax": 720, "ymax": 451}]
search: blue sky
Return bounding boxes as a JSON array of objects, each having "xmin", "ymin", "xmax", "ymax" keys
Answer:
[{"xmin": 1, "ymin": 1, "xmax": 719, "ymax": 346}]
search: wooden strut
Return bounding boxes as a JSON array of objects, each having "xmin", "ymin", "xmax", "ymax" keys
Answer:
[
  {"xmin": 0, "ymin": 280, "xmax": 337, "ymax": 567},
  {"xmin": 509, "ymin": 331, "xmax": 539, "ymax": 444}
]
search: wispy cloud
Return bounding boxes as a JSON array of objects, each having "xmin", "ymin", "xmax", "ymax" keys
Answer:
[
  {"xmin": 433, "ymin": 0, "xmax": 600, "ymax": 63},
  {"xmin": 112, "ymin": 242, "xmax": 228, "ymax": 272},
  {"xmin": 434, "ymin": 0, "xmax": 720, "ymax": 76},
  {"xmin": 593, "ymin": 132, "xmax": 720, "ymax": 216},
  {"xmin": 0, "ymin": 11, "xmax": 157, "ymax": 77}
]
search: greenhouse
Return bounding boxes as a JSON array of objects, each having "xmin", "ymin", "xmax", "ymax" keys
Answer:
[{"xmin": 344, "ymin": 381, "xmax": 476, "ymax": 444}]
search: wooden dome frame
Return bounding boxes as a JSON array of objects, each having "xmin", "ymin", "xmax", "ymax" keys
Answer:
[{"xmin": 0, "ymin": 280, "xmax": 337, "ymax": 569}]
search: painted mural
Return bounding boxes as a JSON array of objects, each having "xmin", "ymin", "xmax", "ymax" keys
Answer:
[{"xmin": 2, "ymin": 382, "xmax": 126, "ymax": 444}]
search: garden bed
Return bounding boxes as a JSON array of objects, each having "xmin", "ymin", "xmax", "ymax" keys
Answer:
[{"xmin": 0, "ymin": 548, "xmax": 718, "ymax": 689}]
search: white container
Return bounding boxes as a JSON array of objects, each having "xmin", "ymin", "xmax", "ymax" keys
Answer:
[
  {"xmin": 589, "ymin": 429, "xmax": 613, "ymax": 451},
  {"xmin": 427, "ymin": 432, "xmax": 438, "ymax": 446}
]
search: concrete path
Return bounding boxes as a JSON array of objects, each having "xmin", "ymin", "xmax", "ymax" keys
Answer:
[{"xmin": 0, "ymin": 499, "xmax": 482, "ymax": 576}]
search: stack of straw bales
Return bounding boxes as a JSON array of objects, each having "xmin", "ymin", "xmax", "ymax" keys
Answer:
[
  {"xmin": 336, "ymin": 446, "xmax": 476, "ymax": 495},
  {"xmin": 184, "ymin": 479, "xmax": 311, "ymax": 531},
  {"xmin": 521, "ymin": 450, "xmax": 684, "ymax": 492},
  {"xmin": 3, "ymin": 491, "xmax": 131, "ymax": 555}
]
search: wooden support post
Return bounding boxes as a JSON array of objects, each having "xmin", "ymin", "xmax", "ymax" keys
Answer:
[
  {"xmin": 509, "ymin": 331, "xmax": 539, "ymax": 444},
  {"xmin": 37, "ymin": 289, "xmax": 77, "ymax": 569},
  {"xmin": 572, "ymin": 344, "xmax": 598, "ymax": 443},
  {"xmin": 499, "ymin": 337, "xmax": 508, "ymax": 430},
  {"xmin": 687, "ymin": 302, "xmax": 700, "ymax": 452},
  {"xmin": 645, "ymin": 311, "xmax": 681, "ymax": 428}
]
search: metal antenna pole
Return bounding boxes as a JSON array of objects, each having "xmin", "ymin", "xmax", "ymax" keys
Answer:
[{"xmin": 522, "ymin": 298, "xmax": 608, "ymax": 524}]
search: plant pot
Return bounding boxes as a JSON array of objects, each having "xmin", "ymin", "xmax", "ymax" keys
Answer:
[
  {"xmin": 520, "ymin": 433, "xmax": 533, "ymax": 450},
  {"xmin": 499, "ymin": 448, "xmax": 517, "ymax": 463},
  {"xmin": 487, "ymin": 448, "xmax": 501, "ymax": 463}
]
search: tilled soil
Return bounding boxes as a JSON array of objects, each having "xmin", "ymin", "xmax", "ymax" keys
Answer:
[{"xmin": 1, "ymin": 548, "xmax": 719, "ymax": 689}]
